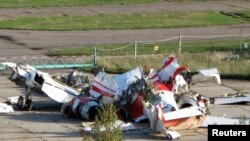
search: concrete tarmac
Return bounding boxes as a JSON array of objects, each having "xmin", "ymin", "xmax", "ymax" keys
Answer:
[{"xmin": 0, "ymin": 72, "xmax": 249, "ymax": 141}]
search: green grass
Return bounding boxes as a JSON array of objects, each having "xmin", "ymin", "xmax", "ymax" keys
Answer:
[
  {"xmin": 93, "ymin": 103, "xmax": 122, "ymax": 141},
  {"xmin": 47, "ymin": 38, "xmax": 250, "ymax": 79},
  {"xmin": 0, "ymin": 11, "xmax": 247, "ymax": 30},
  {"xmin": 81, "ymin": 103, "xmax": 122, "ymax": 141},
  {"xmin": 0, "ymin": 0, "xmax": 219, "ymax": 8},
  {"xmin": 47, "ymin": 39, "xmax": 250, "ymax": 56},
  {"xmin": 94, "ymin": 52, "xmax": 250, "ymax": 79},
  {"xmin": 220, "ymin": 11, "xmax": 250, "ymax": 21}
]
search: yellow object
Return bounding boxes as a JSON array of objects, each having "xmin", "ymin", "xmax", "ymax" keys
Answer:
[{"xmin": 154, "ymin": 45, "xmax": 159, "ymax": 51}]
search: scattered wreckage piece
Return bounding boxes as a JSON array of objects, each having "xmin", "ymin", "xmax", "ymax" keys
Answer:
[
  {"xmin": 144, "ymin": 55, "xmax": 211, "ymax": 139},
  {"xmin": 89, "ymin": 67, "xmax": 148, "ymax": 123},
  {"xmin": 0, "ymin": 102, "xmax": 14, "ymax": 113},
  {"xmin": 147, "ymin": 55, "xmax": 190, "ymax": 94},
  {"xmin": 7, "ymin": 96, "xmax": 19, "ymax": 105},
  {"xmin": 157, "ymin": 56, "xmax": 188, "ymax": 83},
  {"xmin": 1, "ymin": 62, "xmax": 48, "ymax": 90},
  {"xmin": 1, "ymin": 62, "xmax": 81, "ymax": 111},
  {"xmin": 211, "ymin": 91, "xmax": 250, "ymax": 105},
  {"xmin": 201, "ymin": 116, "xmax": 250, "ymax": 127},
  {"xmin": 196, "ymin": 68, "xmax": 221, "ymax": 84},
  {"xmin": 1, "ymin": 62, "xmax": 46, "ymax": 110},
  {"xmin": 41, "ymin": 74, "xmax": 80, "ymax": 103},
  {"xmin": 53, "ymin": 71, "xmax": 90, "ymax": 93},
  {"xmin": 61, "ymin": 97, "xmax": 101, "ymax": 120},
  {"xmin": 62, "ymin": 67, "xmax": 148, "ymax": 123},
  {"xmin": 145, "ymin": 87, "xmax": 209, "ymax": 139}
]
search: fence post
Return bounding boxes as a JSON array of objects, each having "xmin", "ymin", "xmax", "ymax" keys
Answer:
[
  {"xmin": 135, "ymin": 41, "xmax": 137, "ymax": 60},
  {"xmin": 94, "ymin": 47, "xmax": 97, "ymax": 66},
  {"xmin": 178, "ymin": 33, "xmax": 182, "ymax": 53},
  {"xmin": 239, "ymin": 28, "xmax": 242, "ymax": 50}
]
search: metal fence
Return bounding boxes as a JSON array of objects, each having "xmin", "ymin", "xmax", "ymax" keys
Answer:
[
  {"xmin": 0, "ymin": 51, "xmax": 96, "ymax": 70},
  {"xmin": 95, "ymin": 33, "xmax": 250, "ymax": 60}
]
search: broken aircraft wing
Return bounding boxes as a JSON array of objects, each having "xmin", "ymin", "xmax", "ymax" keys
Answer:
[{"xmin": 42, "ymin": 75, "xmax": 80, "ymax": 103}]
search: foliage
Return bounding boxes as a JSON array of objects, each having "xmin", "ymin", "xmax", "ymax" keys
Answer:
[{"xmin": 93, "ymin": 103, "xmax": 122, "ymax": 141}]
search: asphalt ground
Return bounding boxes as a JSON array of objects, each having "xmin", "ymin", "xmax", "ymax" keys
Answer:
[{"xmin": 0, "ymin": 0, "xmax": 249, "ymax": 57}]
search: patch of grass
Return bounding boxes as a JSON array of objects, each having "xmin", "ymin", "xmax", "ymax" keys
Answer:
[
  {"xmin": 220, "ymin": 11, "xmax": 250, "ymax": 21},
  {"xmin": 0, "ymin": 11, "xmax": 247, "ymax": 30},
  {"xmin": 94, "ymin": 52, "xmax": 250, "ymax": 79},
  {"xmin": 48, "ymin": 38, "xmax": 250, "ymax": 79}
]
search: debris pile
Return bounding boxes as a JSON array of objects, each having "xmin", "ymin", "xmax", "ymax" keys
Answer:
[{"xmin": 1, "ymin": 54, "xmax": 249, "ymax": 140}]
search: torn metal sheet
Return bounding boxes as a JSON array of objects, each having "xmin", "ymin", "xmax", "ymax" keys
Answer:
[
  {"xmin": 165, "ymin": 130, "xmax": 181, "ymax": 140},
  {"xmin": 115, "ymin": 67, "xmax": 144, "ymax": 91},
  {"xmin": 145, "ymin": 85, "xmax": 208, "ymax": 138},
  {"xmin": 1, "ymin": 62, "xmax": 17, "ymax": 68},
  {"xmin": 198, "ymin": 68, "xmax": 221, "ymax": 84},
  {"xmin": 54, "ymin": 70, "xmax": 90, "ymax": 90},
  {"xmin": 7, "ymin": 96, "xmax": 19, "ymax": 105},
  {"xmin": 160, "ymin": 106, "xmax": 203, "ymax": 121},
  {"xmin": 1, "ymin": 62, "xmax": 48, "ymax": 89},
  {"xmin": 42, "ymin": 75, "xmax": 80, "ymax": 103},
  {"xmin": 89, "ymin": 67, "xmax": 147, "ymax": 122},
  {"xmin": 2, "ymin": 62, "xmax": 82, "ymax": 111},
  {"xmin": 149, "ymin": 56, "xmax": 188, "ymax": 84},
  {"xmin": 143, "ymin": 55, "xmax": 212, "ymax": 139},
  {"xmin": 0, "ymin": 102, "xmax": 14, "ymax": 113},
  {"xmin": 147, "ymin": 56, "xmax": 189, "ymax": 94},
  {"xmin": 89, "ymin": 71, "xmax": 118, "ymax": 99},
  {"xmin": 213, "ymin": 94, "xmax": 250, "ymax": 105},
  {"xmin": 201, "ymin": 116, "xmax": 250, "ymax": 127},
  {"xmin": 158, "ymin": 56, "xmax": 187, "ymax": 82},
  {"xmin": 90, "ymin": 67, "xmax": 144, "ymax": 99}
]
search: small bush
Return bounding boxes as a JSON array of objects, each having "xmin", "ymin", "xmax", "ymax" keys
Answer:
[{"xmin": 93, "ymin": 103, "xmax": 122, "ymax": 141}]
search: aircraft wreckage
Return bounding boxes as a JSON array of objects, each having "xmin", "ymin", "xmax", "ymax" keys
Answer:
[{"xmin": 1, "ymin": 55, "xmax": 249, "ymax": 139}]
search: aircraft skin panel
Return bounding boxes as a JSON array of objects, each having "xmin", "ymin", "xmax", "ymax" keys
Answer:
[
  {"xmin": 41, "ymin": 73, "xmax": 79, "ymax": 103},
  {"xmin": 115, "ymin": 67, "xmax": 143, "ymax": 91},
  {"xmin": 214, "ymin": 94, "xmax": 250, "ymax": 105},
  {"xmin": 1, "ymin": 62, "xmax": 17, "ymax": 68},
  {"xmin": 201, "ymin": 116, "xmax": 250, "ymax": 127},
  {"xmin": 42, "ymin": 81, "xmax": 74, "ymax": 103},
  {"xmin": 160, "ymin": 106, "xmax": 203, "ymax": 121}
]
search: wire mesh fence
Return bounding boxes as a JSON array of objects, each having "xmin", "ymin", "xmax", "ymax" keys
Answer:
[
  {"xmin": 94, "ymin": 33, "xmax": 250, "ymax": 76},
  {"xmin": 0, "ymin": 55, "xmax": 95, "ymax": 70},
  {"xmin": 95, "ymin": 33, "xmax": 250, "ymax": 59}
]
